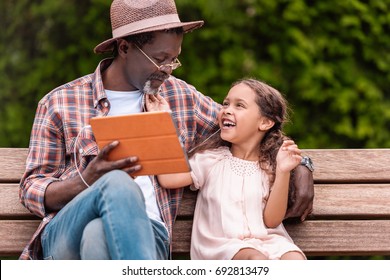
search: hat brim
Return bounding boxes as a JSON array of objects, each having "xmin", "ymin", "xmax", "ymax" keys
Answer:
[{"xmin": 94, "ymin": 20, "xmax": 204, "ymax": 54}]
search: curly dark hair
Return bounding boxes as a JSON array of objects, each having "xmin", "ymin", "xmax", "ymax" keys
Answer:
[{"xmin": 189, "ymin": 78, "xmax": 290, "ymax": 184}]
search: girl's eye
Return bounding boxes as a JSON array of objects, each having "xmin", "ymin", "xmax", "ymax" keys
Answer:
[
  {"xmin": 222, "ymin": 101, "xmax": 229, "ymax": 107},
  {"xmin": 237, "ymin": 103, "xmax": 244, "ymax": 108}
]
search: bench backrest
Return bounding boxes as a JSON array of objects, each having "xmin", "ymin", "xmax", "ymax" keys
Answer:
[{"xmin": 1, "ymin": 148, "xmax": 390, "ymax": 258}]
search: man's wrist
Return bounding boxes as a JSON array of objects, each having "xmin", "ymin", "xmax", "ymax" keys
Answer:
[{"xmin": 300, "ymin": 156, "xmax": 314, "ymax": 172}]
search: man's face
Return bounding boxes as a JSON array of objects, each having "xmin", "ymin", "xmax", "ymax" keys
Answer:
[{"xmin": 127, "ymin": 31, "xmax": 183, "ymax": 94}]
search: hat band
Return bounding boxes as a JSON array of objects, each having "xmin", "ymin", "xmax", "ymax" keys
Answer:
[{"xmin": 112, "ymin": 14, "xmax": 181, "ymax": 38}]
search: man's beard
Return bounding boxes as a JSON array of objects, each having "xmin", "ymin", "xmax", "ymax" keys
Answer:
[
  {"xmin": 142, "ymin": 73, "xmax": 169, "ymax": 95},
  {"xmin": 142, "ymin": 80, "xmax": 159, "ymax": 95}
]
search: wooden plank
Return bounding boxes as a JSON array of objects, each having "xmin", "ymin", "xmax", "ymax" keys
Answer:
[
  {"xmin": 0, "ymin": 148, "xmax": 28, "ymax": 183},
  {"xmin": 2, "ymin": 148, "xmax": 390, "ymax": 183},
  {"xmin": 172, "ymin": 220, "xmax": 390, "ymax": 256},
  {"xmin": 313, "ymin": 184, "xmax": 390, "ymax": 218},
  {"xmin": 305, "ymin": 149, "xmax": 390, "ymax": 183},
  {"xmin": 0, "ymin": 184, "xmax": 34, "ymax": 218},
  {"xmin": 0, "ymin": 220, "xmax": 40, "ymax": 256},
  {"xmin": 286, "ymin": 220, "xmax": 390, "ymax": 256},
  {"xmin": 178, "ymin": 184, "xmax": 390, "ymax": 218},
  {"xmin": 4, "ymin": 182, "xmax": 390, "ymax": 219},
  {"xmin": 1, "ymin": 220, "xmax": 389, "ymax": 257}
]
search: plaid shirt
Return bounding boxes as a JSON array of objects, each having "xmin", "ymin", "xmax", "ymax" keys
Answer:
[{"xmin": 19, "ymin": 58, "xmax": 220, "ymax": 260}]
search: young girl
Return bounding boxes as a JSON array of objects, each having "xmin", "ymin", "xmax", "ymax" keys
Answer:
[{"xmin": 146, "ymin": 78, "xmax": 306, "ymax": 260}]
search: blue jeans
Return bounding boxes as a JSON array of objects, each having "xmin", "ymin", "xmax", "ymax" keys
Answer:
[{"xmin": 41, "ymin": 170, "xmax": 169, "ymax": 260}]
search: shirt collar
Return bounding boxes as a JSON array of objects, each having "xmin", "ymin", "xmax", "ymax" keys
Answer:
[{"xmin": 91, "ymin": 58, "xmax": 114, "ymax": 109}]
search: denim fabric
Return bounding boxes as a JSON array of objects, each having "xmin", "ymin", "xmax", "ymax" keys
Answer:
[{"xmin": 41, "ymin": 170, "xmax": 169, "ymax": 260}]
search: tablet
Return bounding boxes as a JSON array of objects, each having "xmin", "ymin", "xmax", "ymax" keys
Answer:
[{"xmin": 89, "ymin": 111, "xmax": 190, "ymax": 176}]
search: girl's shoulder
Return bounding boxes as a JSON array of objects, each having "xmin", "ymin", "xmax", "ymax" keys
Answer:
[
  {"xmin": 191, "ymin": 146, "xmax": 230, "ymax": 164},
  {"xmin": 198, "ymin": 146, "xmax": 231, "ymax": 157}
]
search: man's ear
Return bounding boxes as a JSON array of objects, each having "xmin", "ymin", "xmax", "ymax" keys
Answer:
[
  {"xmin": 259, "ymin": 117, "xmax": 275, "ymax": 131},
  {"xmin": 117, "ymin": 39, "xmax": 129, "ymax": 56}
]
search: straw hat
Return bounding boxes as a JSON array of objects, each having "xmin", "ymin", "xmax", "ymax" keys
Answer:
[{"xmin": 94, "ymin": 0, "xmax": 204, "ymax": 53}]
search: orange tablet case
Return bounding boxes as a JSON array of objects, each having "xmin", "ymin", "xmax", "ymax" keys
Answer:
[{"xmin": 89, "ymin": 111, "xmax": 190, "ymax": 176}]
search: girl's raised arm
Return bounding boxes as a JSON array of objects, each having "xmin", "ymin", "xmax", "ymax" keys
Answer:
[{"xmin": 263, "ymin": 140, "xmax": 302, "ymax": 228}]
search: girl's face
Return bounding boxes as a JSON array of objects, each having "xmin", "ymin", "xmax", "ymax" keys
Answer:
[{"xmin": 218, "ymin": 83, "xmax": 268, "ymax": 146}]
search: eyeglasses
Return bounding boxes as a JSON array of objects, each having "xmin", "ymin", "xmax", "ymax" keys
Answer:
[{"xmin": 135, "ymin": 45, "xmax": 181, "ymax": 72}]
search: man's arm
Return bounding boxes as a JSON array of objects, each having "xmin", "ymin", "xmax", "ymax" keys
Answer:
[
  {"xmin": 44, "ymin": 141, "xmax": 141, "ymax": 212},
  {"xmin": 285, "ymin": 164, "xmax": 314, "ymax": 221}
]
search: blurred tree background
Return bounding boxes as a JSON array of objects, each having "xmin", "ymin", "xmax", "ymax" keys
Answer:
[{"xmin": 0, "ymin": 0, "xmax": 389, "ymax": 148}]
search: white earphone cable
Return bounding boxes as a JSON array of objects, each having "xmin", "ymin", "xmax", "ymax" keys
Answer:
[
  {"xmin": 74, "ymin": 125, "xmax": 92, "ymax": 188},
  {"xmin": 188, "ymin": 128, "xmax": 221, "ymax": 154}
]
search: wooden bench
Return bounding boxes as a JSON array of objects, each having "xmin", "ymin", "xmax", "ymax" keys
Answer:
[{"xmin": 1, "ymin": 148, "xmax": 390, "ymax": 259}]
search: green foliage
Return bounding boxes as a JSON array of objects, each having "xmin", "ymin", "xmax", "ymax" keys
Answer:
[
  {"xmin": 0, "ymin": 0, "xmax": 111, "ymax": 147},
  {"xmin": 1, "ymin": 0, "xmax": 389, "ymax": 148},
  {"xmin": 176, "ymin": 0, "xmax": 390, "ymax": 148}
]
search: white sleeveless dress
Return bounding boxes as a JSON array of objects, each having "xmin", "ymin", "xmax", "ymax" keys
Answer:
[{"xmin": 189, "ymin": 146, "xmax": 305, "ymax": 260}]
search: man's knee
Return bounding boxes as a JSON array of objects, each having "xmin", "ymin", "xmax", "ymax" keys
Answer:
[
  {"xmin": 99, "ymin": 170, "xmax": 133, "ymax": 187},
  {"xmin": 94, "ymin": 170, "xmax": 144, "ymax": 201},
  {"xmin": 80, "ymin": 218, "xmax": 110, "ymax": 260}
]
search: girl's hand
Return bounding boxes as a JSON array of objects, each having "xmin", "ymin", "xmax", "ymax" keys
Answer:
[
  {"xmin": 276, "ymin": 140, "xmax": 302, "ymax": 173},
  {"xmin": 145, "ymin": 93, "xmax": 171, "ymax": 112}
]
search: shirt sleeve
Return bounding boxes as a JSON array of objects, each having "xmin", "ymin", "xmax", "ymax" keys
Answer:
[
  {"xmin": 19, "ymin": 100, "xmax": 64, "ymax": 218},
  {"xmin": 160, "ymin": 77, "xmax": 221, "ymax": 152},
  {"xmin": 192, "ymin": 89, "xmax": 221, "ymax": 139}
]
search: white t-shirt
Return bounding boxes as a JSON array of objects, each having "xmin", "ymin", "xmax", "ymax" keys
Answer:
[{"xmin": 105, "ymin": 89, "xmax": 164, "ymax": 226}]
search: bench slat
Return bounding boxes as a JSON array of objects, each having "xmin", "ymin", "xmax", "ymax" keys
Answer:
[
  {"xmin": 172, "ymin": 220, "xmax": 390, "ymax": 256},
  {"xmin": 0, "ymin": 184, "xmax": 33, "ymax": 218},
  {"xmin": 305, "ymin": 149, "xmax": 390, "ymax": 183},
  {"xmin": 313, "ymin": 184, "xmax": 390, "ymax": 218},
  {"xmin": 2, "ymin": 220, "xmax": 389, "ymax": 257},
  {"xmin": 0, "ymin": 148, "xmax": 29, "ymax": 183},
  {"xmin": 2, "ymin": 148, "xmax": 390, "ymax": 184},
  {"xmin": 286, "ymin": 220, "xmax": 390, "ymax": 256},
  {"xmin": 3, "ymin": 183, "xmax": 390, "ymax": 219},
  {"xmin": 178, "ymin": 184, "xmax": 390, "ymax": 218},
  {"xmin": 0, "ymin": 220, "xmax": 40, "ymax": 256}
]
